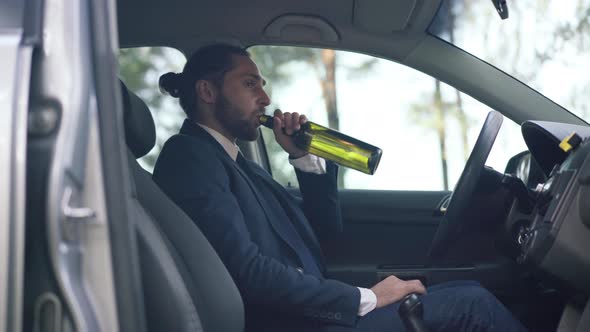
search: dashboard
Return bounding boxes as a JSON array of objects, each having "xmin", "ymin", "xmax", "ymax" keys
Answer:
[{"xmin": 508, "ymin": 121, "xmax": 590, "ymax": 294}]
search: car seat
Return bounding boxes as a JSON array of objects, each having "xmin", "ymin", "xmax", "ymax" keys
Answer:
[{"xmin": 120, "ymin": 81, "xmax": 244, "ymax": 331}]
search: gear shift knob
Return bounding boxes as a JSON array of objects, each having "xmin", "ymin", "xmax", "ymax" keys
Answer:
[{"xmin": 398, "ymin": 293, "xmax": 429, "ymax": 332}]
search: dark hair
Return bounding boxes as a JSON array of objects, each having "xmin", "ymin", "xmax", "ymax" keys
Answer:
[{"xmin": 159, "ymin": 44, "xmax": 250, "ymax": 117}]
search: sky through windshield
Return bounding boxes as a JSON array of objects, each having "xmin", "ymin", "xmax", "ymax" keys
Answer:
[{"xmin": 429, "ymin": 0, "xmax": 590, "ymax": 123}]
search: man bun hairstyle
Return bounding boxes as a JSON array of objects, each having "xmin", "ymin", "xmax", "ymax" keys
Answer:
[
  {"xmin": 159, "ymin": 43, "xmax": 250, "ymax": 117},
  {"xmin": 158, "ymin": 72, "xmax": 184, "ymax": 98}
]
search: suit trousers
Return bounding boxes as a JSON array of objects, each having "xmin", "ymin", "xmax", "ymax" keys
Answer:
[{"xmin": 321, "ymin": 280, "xmax": 527, "ymax": 332}]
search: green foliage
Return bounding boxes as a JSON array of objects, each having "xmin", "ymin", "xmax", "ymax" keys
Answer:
[
  {"xmin": 119, "ymin": 48, "xmax": 166, "ymax": 109},
  {"xmin": 250, "ymin": 46, "xmax": 319, "ymax": 87},
  {"xmin": 118, "ymin": 47, "xmax": 185, "ymax": 171}
]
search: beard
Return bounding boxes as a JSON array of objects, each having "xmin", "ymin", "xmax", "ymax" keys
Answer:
[{"xmin": 214, "ymin": 93, "xmax": 260, "ymax": 141}]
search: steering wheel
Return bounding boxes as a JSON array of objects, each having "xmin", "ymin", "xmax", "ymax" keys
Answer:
[{"xmin": 428, "ymin": 111, "xmax": 503, "ymax": 260}]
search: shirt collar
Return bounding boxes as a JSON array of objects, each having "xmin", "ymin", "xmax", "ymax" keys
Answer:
[{"xmin": 196, "ymin": 123, "xmax": 240, "ymax": 161}]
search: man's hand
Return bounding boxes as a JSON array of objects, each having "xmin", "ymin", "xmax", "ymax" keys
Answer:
[
  {"xmin": 370, "ymin": 275, "xmax": 427, "ymax": 309},
  {"xmin": 272, "ymin": 109, "xmax": 308, "ymax": 159}
]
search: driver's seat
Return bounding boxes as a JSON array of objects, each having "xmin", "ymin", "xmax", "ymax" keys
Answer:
[{"xmin": 120, "ymin": 81, "xmax": 244, "ymax": 331}]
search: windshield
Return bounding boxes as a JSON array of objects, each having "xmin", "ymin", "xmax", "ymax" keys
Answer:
[{"xmin": 429, "ymin": 0, "xmax": 590, "ymax": 123}]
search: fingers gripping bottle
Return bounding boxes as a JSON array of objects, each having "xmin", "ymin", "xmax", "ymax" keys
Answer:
[{"xmin": 259, "ymin": 114, "xmax": 382, "ymax": 175}]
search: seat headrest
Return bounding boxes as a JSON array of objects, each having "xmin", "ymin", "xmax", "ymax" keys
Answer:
[{"xmin": 120, "ymin": 81, "xmax": 156, "ymax": 158}]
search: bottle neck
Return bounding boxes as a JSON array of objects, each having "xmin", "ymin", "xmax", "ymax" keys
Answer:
[{"xmin": 259, "ymin": 114, "xmax": 274, "ymax": 129}]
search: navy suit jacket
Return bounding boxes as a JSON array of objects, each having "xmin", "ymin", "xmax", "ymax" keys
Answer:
[{"xmin": 153, "ymin": 120, "xmax": 360, "ymax": 331}]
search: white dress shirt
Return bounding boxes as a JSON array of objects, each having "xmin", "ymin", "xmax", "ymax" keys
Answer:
[{"xmin": 197, "ymin": 123, "xmax": 377, "ymax": 316}]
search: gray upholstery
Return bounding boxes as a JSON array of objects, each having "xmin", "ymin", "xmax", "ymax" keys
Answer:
[
  {"xmin": 128, "ymin": 170, "xmax": 203, "ymax": 332},
  {"xmin": 120, "ymin": 81, "xmax": 156, "ymax": 158},
  {"xmin": 120, "ymin": 81, "xmax": 245, "ymax": 331}
]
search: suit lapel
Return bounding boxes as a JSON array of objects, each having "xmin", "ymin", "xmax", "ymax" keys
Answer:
[
  {"xmin": 179, "ymin": 120, "xmax": 313, "ymax": 266},
  {"xmin": 179, "ymin": 121, "xmax": 276, "ymax": 227},
  {"xmin": 236, "ymin": 157, "xmax": 316, "ymax": 268},
  {"xmin": 248, "ymin": 164, "xmax": 325, "ymax": 267}
]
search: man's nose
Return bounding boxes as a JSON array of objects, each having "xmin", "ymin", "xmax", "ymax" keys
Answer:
[{"xmin": 259, "ymin": 88, "xmax": 271, "ymax": 106}]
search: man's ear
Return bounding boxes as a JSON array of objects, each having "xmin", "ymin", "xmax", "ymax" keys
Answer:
[{"xmin": 195, "ymin": 80, "xmax": 218, "ymax": 104}]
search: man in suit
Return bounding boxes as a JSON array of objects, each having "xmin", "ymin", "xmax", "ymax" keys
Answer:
[{"xmin": 153, "ymin": 44, "xmax": 526, "ymax": 331}]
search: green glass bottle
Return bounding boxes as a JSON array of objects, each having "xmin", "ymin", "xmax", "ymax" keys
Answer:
[{"xmin": 259, "ymin": 114, "xmax": 383, "ymax": 175}]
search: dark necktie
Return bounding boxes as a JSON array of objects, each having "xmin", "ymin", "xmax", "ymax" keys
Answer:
[{"xmin": 236, "ymin": 153, "xmax": 255, "ymax": 176}]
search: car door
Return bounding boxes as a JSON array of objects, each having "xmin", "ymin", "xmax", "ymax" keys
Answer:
[
  {"xmin": 17, "ymin": 0, "xmax": 146, "ymax": 331},
  {"xmin": 1, "ymin": 1, "xmax": 30, "ymax": 330}
]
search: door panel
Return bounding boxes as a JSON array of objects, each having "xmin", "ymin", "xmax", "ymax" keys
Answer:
[
  {"xmin": 325, "ymin": 190, "xmax": 445, "ymax": 267},
  {"xmin": 322, "ymin": 190, "xmax": 442, "ymax": 288},
  {"xmin": 322, "ymin": 190, "xmax": 523, "ymax": 292}
]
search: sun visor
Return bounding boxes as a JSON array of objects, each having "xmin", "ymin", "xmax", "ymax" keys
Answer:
[
  {"xmin": 263, "ymin": 15, "xmax": 339, "ymax": 43},
  {"xmin": 522, "ymin": 120, "xmax": 590, "ymax": 175},
  {"xmin": 353, "ymin": 0, "xmax": 417, "ymax": 33}
]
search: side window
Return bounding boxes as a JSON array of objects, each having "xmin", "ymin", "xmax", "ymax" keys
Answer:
[
  {"xmin": 250, "ymin": 46, "xmax": 527, "ymax": 190},
  {"xmin": 118, "ymin": 47, "xmax": 186, "ymax": 172}
]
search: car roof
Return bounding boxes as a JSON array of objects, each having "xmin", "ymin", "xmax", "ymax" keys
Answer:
[
  {"xmin": 117, "ymin": 0, "xmax": 437, "ymax": 59},
  {"xmin": 116, "ymin": 0, "xmax": 585, "ymax": 126}
]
